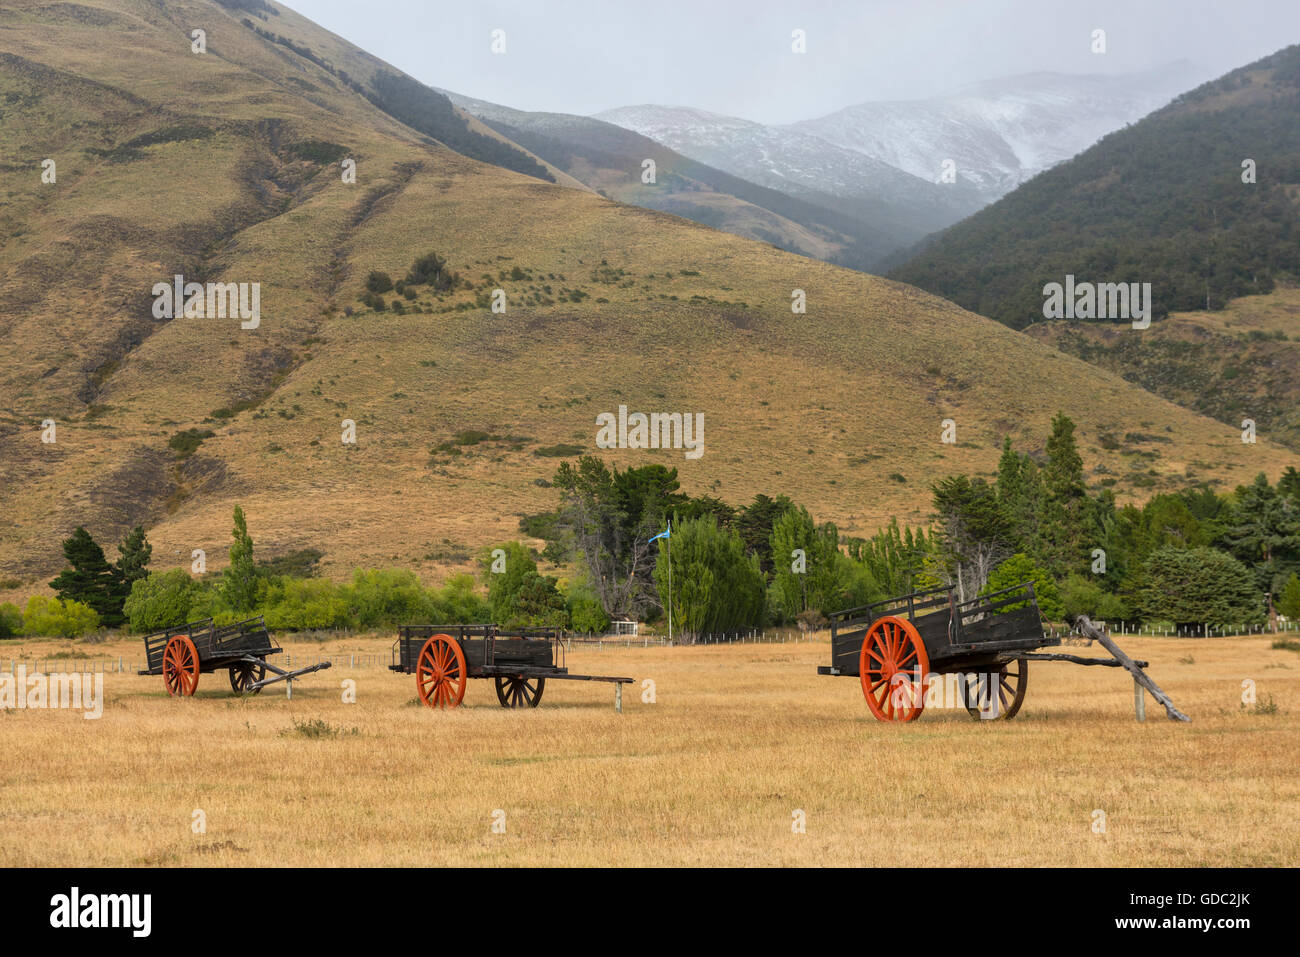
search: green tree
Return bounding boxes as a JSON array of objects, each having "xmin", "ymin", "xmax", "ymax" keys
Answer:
[
  {"xmin": 222, "ymin": 506, "xmax": 258, "ymax": 612},
  {"xmin": 344, "ymin": 568, "xmax": 434, "ymax": 627},
  {"xmin": 733, "ymin": 494, "xmax": 797, "ymax": 574},
  {"xmin": 552, "ymin": 457, "xmax": 662, "ymax": 618},
  {"xmin": 653, "ymin": 516, "xmax": 765, "ymax": 637},
  {"xmin": 1279, "ymin": 466, "xmax": 1300, "ymax": 505},
  {"xmin": 1277, "ymin": 572, "xmax": 1300, "ymax": 620},
  {"xmin": 1059, "ymin": 573, "xmax": 1129, "ymax": 622},
  {"xmin": 769, "ymin": 508, "xmax": 878, "ymax": 622},
  {"xmin": 1138, "ymin": 546, "xmax": 1263, "ymax": 630},
  {"xmin": 564, "ymin": 578, "xmax": 611, "ymax": 633},
  {"xmin": 983, "ymin": 553, "xmax": 1063, "ymax": 621},
  {"xmin": 1219, "ymin": 473, "xmax": 1300, "ymax": 627},
  {"xmin": 930, "ymin": 475, "xmax": 1013, "ymax": 602},
  {"xmin": 1040, "ymin": 412, "xmax": 1097, "ymax": 576},
  {"xmin": 846, "ymin": 519, "xmax": 931, "ymax": 597},
  {"xmin": 480, "ymin": 542, "xmax": 566, "ymax": 627},
  {"xmin": 994, "ymin": 436, "xmax": 1038, "ymax": 554},
  {"xmin": 123, "ymin": 568, "xmax": 202, "ymax": 633},
  {"xmin": 429, "ymin": 573, "xmax": 492, "ymax": 624},
  {"xmin": 48, "ymin": 527, "xmax": 120, "ymax": 626},
  {"xmin": 111, "ymin": 525, "xmax": 152, "ymax": 614}
]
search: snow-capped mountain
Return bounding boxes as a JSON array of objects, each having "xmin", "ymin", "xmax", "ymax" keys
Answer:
[
  {"xmin": 598, "ymin": 62, "xmax": 1208, "ymax": 208},
  {"xmin": 592, "ymin": 103, "xmax": 974, "ymax": 222}
]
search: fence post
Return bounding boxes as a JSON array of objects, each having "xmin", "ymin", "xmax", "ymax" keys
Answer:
[{"xmin": 1134, "ymin": 677, "xmax": 1146, "ymax": 721}]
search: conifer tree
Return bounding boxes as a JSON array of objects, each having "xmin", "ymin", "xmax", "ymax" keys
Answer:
[
  {"xmin": 1220, "ymin": 473, "xmax": 1300, "ymax": 627},
  {"xmin": 111, "ymin": 525, "xmax": 152, "ymax": 613},
  {"xmin": 49, "ymin": 527, "xmax": 120, "ymax": 627},
  {"xmin": 1040, "ymin": 412, "xmax": 1096, "ymax": 576}
]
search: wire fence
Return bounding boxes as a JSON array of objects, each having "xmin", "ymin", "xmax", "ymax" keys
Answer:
[
  {"xmin": 3, "ymin": 631, "xmax": 831, "ymax": 674},
  {"xmin": 4, "ymin": 620, "xmax": 1295, "ymax": 675}
]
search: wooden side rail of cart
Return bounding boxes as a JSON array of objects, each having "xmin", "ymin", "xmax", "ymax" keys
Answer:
[{"xmin": 391, "ymin": 624, "xmax": 634, "ymax": 711}]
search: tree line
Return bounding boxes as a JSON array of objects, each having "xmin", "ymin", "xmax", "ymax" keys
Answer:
[
  {"xmin": 530, "ymin": 413, "xmax": 1300, "ymax": 636},
  {"xmin": 7, "ymin": 413, "xmax": 1297, "ymax": 639}
]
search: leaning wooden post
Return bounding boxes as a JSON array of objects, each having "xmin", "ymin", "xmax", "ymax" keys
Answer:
[{"xmin": 1076, "ymin": 615, "xmax": 1189, "ymax": 722}]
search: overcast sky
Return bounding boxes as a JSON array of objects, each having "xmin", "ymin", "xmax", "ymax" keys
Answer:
[{"xmin": 285, "ymin": 0, "xmax": 1300, "ymax": 124}]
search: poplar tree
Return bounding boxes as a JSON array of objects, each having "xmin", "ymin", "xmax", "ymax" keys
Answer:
[
  {"xmin": 654, "ymin": 516, "xmax": 765, "ymax": 637},
  {"xmin": 223, "ymin": 506, "xmax": 258, "ymax": 612}
]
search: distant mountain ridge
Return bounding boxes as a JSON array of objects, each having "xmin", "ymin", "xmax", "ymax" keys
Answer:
[
  {"xmin": 443, "ymin": 90, "xmax": 940, "ymax": 270},
  {"xmin": 594, "ymin": 62, "xmax": 1207, "ymax": 245},
  {"xmin": 889, "ymin": 45, "xmax": 1300, "ymax": 328},
  {"xmin": 790, "ymin": 63, "xmax": 1209, "ymax": 202}
]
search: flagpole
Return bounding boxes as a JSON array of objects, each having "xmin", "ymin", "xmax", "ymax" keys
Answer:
[{"xmin": 667, "ymin": 525, "xmax": 672, "ymax": 645}]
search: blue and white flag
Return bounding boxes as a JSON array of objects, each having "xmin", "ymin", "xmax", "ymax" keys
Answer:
[{"xmin": 649, "ymin": 524, "xmax": 671, "ymax": 544}]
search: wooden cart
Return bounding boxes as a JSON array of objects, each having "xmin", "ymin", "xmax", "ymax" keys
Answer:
[
  {"xmin": 391, "ymin": 624, "xmax": 634, "ymax": 711},
  {"xmin": 819, "ymin": 582, "xmax": 1189, "ymax": 722},
  {"xmin": 139, "ymin": 616, "xmax": 331, "ymax": 697}
]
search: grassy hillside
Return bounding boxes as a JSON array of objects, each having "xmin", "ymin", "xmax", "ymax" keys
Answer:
[
  {"xmin": 0, "ymin": 0, "xmax": 1293, "ymax": 600},
  {"xmin": 441, "ymin": 93, "xmax": 917, "ymax": 269},
  {"xmin": 891, "ymin": 44, "xmax": 1300, "ymax": 329},
  {"xmin": 1027, "ymin": 285, "xmax": 1300, "ymax": 451}
]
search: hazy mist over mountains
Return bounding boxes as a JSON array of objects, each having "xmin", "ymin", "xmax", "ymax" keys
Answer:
[
  {"xmin": 441, "ymin": 59, "xmax": 1211, "ymax": 266},
  {"xmin": 598, "ymin": 60, "xmax": 1210, "ymax": 209}
]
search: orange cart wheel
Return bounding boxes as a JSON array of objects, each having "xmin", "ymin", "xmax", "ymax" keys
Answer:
[
  {"xmin": 163, "ymin": 634, "xmax": 201, "ymax": 697},
  {"xmin": 415, "ymin": 634, "xmax": 467, "ymax": 709},
  {"xmin": 859, "ymin": 615, "xmax": 929, "ymax": 722}
]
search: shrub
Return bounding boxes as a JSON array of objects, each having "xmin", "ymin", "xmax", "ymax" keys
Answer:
[
  {"xmin": 366, "ymin": 271, "xmax": 393, "ymax": 294},
  {"xmin": 344, "ymin": 568, "xmax": 435, "ymax": 628},
  {"xmin": 168, "ymin": 428, "xmax": 215, "ymax": 459},
  {"xmin": 533, "ymin": 443, "xmax": 585, "ymax": 458},
  {"xmin": 22, "ymin": 595, "xmax": 100, "ymax": 638},
  {"xmin": 565, "ymin": 585, "xmax": 609, "ymax": 633},
  {"xmin": 256, "ymin": 549, "xmax": 324, "ymax": 579},
  {"xmin": 123, "ymin": 569, "xmax": 202, "ymax": 633},
  {"xmin": 405, "ymin": 251, "xmax": 457, "ymax": 291},
  {"xmin": 261, "ymin": 578, "xmax": 350, "ymax": 630},
  {"xmin": 0, "ymin": 601, "xmax": 23, "ymax": 638},
  {"xmin": 285, "ymin": 140, "xmax": 348, "ymax": 164},
  {"xmin": 1059, "ymin": 573, "xmax": 1129, "ymax": 622},
  {"xmin": 428, "ymin": 573, "xmax": 491, "ymax": 623}
]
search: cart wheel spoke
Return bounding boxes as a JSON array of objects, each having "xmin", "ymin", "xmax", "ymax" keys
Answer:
[
  {"xmin": 415, "ymin": 635, "xmax": 466, "ymax": 709},
  {"xmin": 860, "ymin": 617, "xmax": 928, "ymax": 723},
  {"xmin": 162, "ymin": 635, "xmax": 200, "ymax": 698},
  {"xmin": 963, "ymin": 658, "xmax": 1028, "ymax": 720}
]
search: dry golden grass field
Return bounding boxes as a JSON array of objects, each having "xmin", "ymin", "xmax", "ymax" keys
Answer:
[{"xmin": 2, "ymin": 632, "xmax": 1297, "ymax": 867}]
